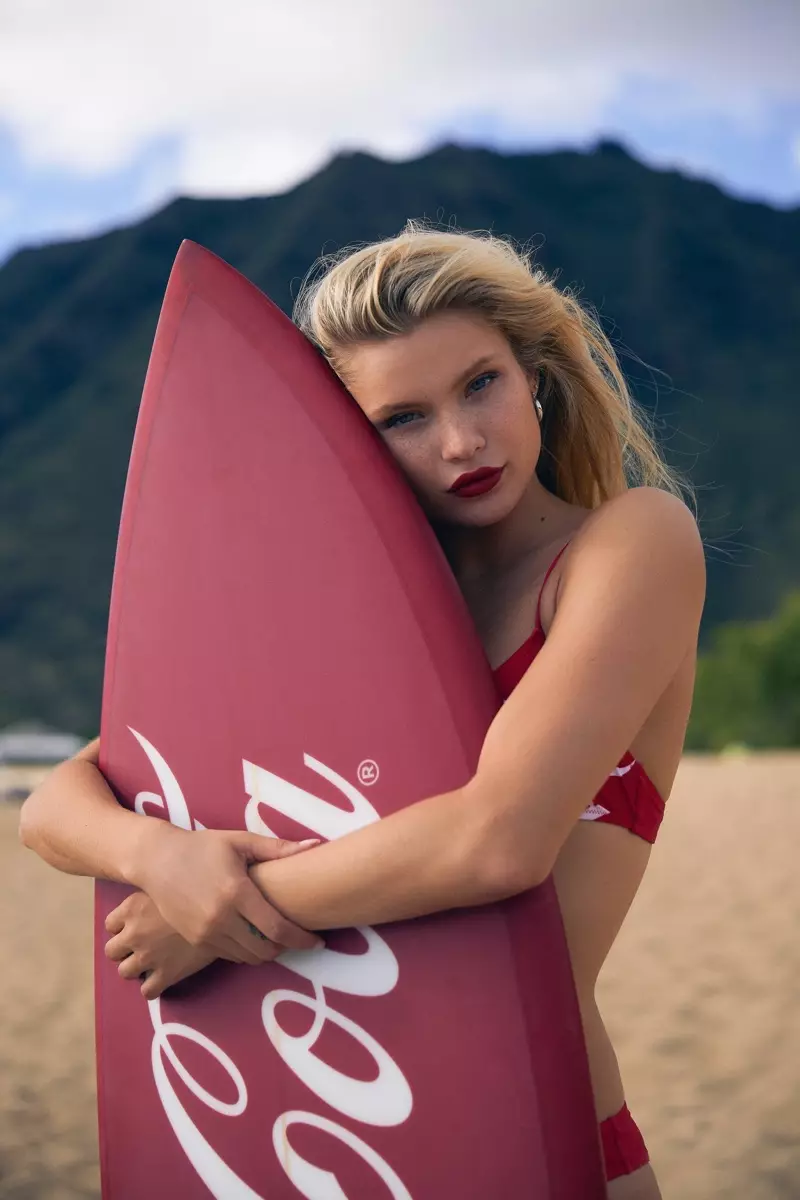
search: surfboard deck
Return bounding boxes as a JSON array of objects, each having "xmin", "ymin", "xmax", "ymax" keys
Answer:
[{"xmin": 95, "ymin": 240, "xmax": 606, "ymax": 1197}]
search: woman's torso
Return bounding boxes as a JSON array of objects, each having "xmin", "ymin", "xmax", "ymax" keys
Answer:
[{"xmin": 457, "ymin": 514, "xmax": 698, "ymax": 1118}]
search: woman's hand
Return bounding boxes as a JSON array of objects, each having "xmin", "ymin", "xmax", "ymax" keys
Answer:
[
  {"xmin": 105, "ymin": 890, "xmax": 220, "ymax": 999},
  {"xmin": 129, "ymin": 824, "xmax": 325, "ymax": 964}
]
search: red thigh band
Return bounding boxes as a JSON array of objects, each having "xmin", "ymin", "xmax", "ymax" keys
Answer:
[{"xmin": 599, "ymin": 1102, "xmax": 650, "ymax": 1181}]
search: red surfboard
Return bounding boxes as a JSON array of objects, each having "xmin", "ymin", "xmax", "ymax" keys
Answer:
[{"xmin": 95, "ymin": 241, "xmax": 606, "ymax": 1197}]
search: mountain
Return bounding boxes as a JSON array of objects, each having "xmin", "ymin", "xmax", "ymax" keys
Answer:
[{"xmin": 1, "ymin": 140, "xmax": 798, "ymax": 734}]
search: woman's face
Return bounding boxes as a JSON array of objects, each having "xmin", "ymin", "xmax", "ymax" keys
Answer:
[{"xmin": 342, "ymin": 311, "xmax": 542, "ymax": 526}]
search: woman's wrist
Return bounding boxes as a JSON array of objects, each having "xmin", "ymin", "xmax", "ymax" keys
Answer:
[{"xmin": 122, "ymin": 815, "xmax": 187, "ymax": 890}]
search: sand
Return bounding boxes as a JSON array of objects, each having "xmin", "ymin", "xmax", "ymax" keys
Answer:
[{"xmin": 0, "ymin": 753, "xmax": 798, "ymax": 1199}]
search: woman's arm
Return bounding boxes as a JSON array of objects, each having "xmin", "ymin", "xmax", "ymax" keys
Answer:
[
  {"xmin": 18, "ymin": 737, "xmax": 161, "ymax": 883},
  {"xmin": 252, "ymin": 783, "xmax": 504, "ymax": 928},
  {"xmin": 250, "ymin": 487, "xmax": 706, "ymax": 930},
  {"xmin": 18, "ymin": 740, "xmax": 322, "ymax": 960}
]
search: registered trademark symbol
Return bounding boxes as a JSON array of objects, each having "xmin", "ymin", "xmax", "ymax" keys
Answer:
[{"xmin": 357, "ymin": 759, "xmax": 380, "ymax": 786}]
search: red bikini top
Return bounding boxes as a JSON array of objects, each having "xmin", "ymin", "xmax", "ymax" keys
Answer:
[
  {"xmin": 490, "ymin": 541, "xmax": 666, "ymax": 844},
  {"xmin": 491, "ymin": 541, "xmax": 568, "ymax": 701}
]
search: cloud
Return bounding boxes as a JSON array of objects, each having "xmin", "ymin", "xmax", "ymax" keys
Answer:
[
  {"xmin": 0, "ymin": 0, "xmax": 797, "ymax": 200},
  {"xmin": 0, "ymin": 130, "xmax": 179, "ymax": 265}
]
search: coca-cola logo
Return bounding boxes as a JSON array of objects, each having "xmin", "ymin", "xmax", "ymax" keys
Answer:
[{"xmin": 127, "ymin": 726, "xmax": 414, "ymax": 1199}]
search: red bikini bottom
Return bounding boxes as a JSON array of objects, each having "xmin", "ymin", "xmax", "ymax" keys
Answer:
[{"xmin": 600, "ymin": 1102, "xmax": 650, "ymax": 1181}]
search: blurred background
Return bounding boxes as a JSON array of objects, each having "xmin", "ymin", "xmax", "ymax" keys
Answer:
[{"xmin": 0, "ymin": 1, "xmax": 798, "ymax": 1197}]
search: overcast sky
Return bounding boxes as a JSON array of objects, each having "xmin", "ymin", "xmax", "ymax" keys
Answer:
[{"xmin": 0, "ymin": 0, "xmax": 798, "ymax": 263}]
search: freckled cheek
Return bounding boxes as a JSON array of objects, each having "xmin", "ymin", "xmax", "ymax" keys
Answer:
[
  {"xmin": 394, "ymin": 443, "xmax": 450, "ymax": 504},
  {"xmin": 382, "ymin": 439, "xmax": 430, "ymax": 487},
  {"xmin": 493, "ymin": 402, "xmax": 539, "ymax": 455}
]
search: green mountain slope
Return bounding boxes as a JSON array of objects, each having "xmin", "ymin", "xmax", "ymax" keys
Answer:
[{"xmin": 1, "ymin": 141, "xmax": 798, "ymax": 733}]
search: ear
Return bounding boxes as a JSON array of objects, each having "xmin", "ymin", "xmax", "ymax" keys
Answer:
[{"xmin": 525, "ymin": 366, "xmax": 542, "ymax": 396}]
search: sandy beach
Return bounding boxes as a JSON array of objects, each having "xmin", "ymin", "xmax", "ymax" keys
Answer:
[{"xmin": 1, "ymin": 752, "xmax": 798, "ymax": 1199}]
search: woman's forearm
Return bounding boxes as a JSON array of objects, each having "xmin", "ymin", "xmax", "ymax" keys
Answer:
[
  {"xmin": 18, "ymin": 748, "xmax": 165, "ymax": 885},
  {"xmin": 20, "ymin": 748, "xmax": 528, "ymax": 933},
  {"xmin": 250, "ymin": 782, "xmax": 520, "ymax": 930}
]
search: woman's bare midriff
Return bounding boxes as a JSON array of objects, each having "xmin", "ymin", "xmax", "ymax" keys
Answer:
[{"xmin": 462, "ymin": 527, "xmax": 697, "ymax": 1123}]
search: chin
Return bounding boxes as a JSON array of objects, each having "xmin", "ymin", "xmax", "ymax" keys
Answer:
[
  {"xmin": 430, "ymin": 494, "xmax": 516, "ymax": 529},
  {"xmin": 458, "ymin": 506, "xmax": 512, "ymax": 527}
]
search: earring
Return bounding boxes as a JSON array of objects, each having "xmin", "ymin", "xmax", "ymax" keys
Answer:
[{"xmin": 534, "ymin": 396, "xmax": 543, "ymax": 422}]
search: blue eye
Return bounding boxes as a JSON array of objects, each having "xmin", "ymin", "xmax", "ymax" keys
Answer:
[
  {"xmin": 383, "ymin": 410, "xmax": 419, "ymax": 430},
  {"xmin": 468, "ymin": 371, "xmax": 498, "ymax": 394},
  {"xmin": 381, "ymin": 371, "xmax": 498, "ymax": 431}
]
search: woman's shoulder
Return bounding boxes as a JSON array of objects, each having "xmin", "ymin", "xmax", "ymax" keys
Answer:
[
  {"xmin": 563, "ymin": 487, "xmax": 701, "ymax": 565},
  {"xmin": 544, "ymin": 488, "xmax": 705, "ymax": 632},
  {"xmin": 578, "ymin": 485, "xmax": 696, "ymax": 534},
  {"xmin": 563, "ymin": 485, "xmax": 703, "ymax": 595}
]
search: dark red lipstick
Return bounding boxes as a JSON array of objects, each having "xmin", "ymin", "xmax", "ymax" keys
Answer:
[{"xmin": 448, "ymin": 467, "xmax": 504, "ymax": 497}]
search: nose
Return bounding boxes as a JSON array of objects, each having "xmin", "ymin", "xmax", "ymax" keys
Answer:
[{"xmin": 439, "ymin": 414, "xmax": 486, "ymax": 462}]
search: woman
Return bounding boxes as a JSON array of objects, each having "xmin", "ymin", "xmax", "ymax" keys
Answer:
[{"xmin": 20, "ymin": 224, "xmax": 706, "ymax": 1197}]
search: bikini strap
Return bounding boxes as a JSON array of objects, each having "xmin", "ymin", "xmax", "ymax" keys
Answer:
[{"xmin": 534, "ymin": 540, "xmax": 572, "ymax": 632}]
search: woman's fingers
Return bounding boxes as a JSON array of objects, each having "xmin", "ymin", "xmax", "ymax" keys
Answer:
[
  {"xmin": 141, "ymin": 971, "xmax": 165, "ymax": 1000},
  {"xmin": 118, "ymin": 952, "xmax": 148, "ymax": 980},
  {"xmin": 237, "ymin": 881, "xmax": 323, "ymax": 954},
  {"xmin": 104, "ymin": 906, "xmax": 127, "ymax": 936},
  {"xmin": 140, "ymin": 946, "xmax": 220, "ymax": 999},
  {"xmin": 238, "ymin": 924, "xmax": 286, "ymax": 963},
  {"xmin": 233, "ymin": 833, "xmax": 321, "ymax": 863},
  {"xmin": 105, "ymin": 890, "xmax": 150, "ymax": 935},
  {"xmin": 218, "ymin": 932, "xmax": 264, "ymax": 966},
  {"xmin": 105, "ymin": 933, "xmax": 132, "ymax": 962}
]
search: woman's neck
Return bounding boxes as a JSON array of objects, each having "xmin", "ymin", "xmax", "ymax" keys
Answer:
[{"xmin": 435, "ymin": 480, "xmax": 584, "ymax": 586}]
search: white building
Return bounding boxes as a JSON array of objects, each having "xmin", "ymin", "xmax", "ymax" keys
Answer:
[{"xmin": 0, "ymin": 722, "xmax": 85, "ymax": 766}]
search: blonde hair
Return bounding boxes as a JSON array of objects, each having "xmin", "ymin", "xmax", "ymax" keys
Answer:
[{"xmin": 294, "ymin": 220, "xmax": 694, "ymax": 511}]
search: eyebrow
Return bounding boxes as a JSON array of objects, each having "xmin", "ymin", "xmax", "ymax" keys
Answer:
[{"xmin": 370, "ymin": 354, "xmax": 497, "ymax": 422}]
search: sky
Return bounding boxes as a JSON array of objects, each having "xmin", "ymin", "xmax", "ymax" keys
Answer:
[{"xmin": 0, "ymin": 0, "xmax": 798, "ymax": 265}]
